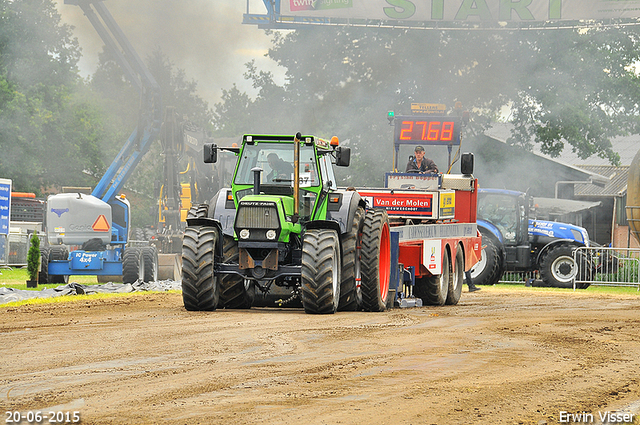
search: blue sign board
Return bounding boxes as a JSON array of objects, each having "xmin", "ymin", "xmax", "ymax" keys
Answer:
[{"xmin": 0, "ymin": 178, "xmax": 11, "ymax": 236}]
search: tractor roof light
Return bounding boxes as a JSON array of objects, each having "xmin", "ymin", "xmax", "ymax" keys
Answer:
[{"xmin": 330, "ymin": 136, "xmax": 339, "ymax": 147}]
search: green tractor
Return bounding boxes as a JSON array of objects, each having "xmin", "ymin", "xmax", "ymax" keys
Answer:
[{"xmin": 181, "ymin": 133, "xmax": 391, "ymax": 314}]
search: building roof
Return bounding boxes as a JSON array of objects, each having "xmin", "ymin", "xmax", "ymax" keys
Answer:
[
  {"xmin": 532, "ymin": 197, "xmax": 601, "ymax": 217},
  {"xmin": 483, "ymin": 124, "xmax": 610, "ymax": 185},
  {"xmin": 574, "ymin": 165, "xmax": 629, "ymax": 197}
]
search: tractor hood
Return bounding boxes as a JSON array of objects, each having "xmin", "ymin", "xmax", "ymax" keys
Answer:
[
  {"xmin": 234, "ymin": 194, "xmax": 301, "ymax": 243},
  {"xmin": 528, "ymin": 219, "xmax": 590, "ymax": 247}
]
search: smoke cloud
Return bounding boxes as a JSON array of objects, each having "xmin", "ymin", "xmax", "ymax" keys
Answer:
[{"xmin": 54, "ymin": 0, "xmax": 280, "ymax": 106}]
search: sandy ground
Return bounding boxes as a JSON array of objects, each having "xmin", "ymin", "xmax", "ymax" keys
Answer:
[{"xmin": 1, "ymin": 288, "xmax": 640, "ymax": 425}]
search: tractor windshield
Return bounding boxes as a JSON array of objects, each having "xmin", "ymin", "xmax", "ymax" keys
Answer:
[
  {"xmin": 477, "ymin": 192, "xmax": 518, "ymax": 243},
  {"xmin": 234, "ymin": 142, "xmax": 320, "ymax": 187}
]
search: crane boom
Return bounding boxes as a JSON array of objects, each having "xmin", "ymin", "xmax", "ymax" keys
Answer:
[{"xmin": 65, "ymin": 0, "xmax": 162, "ymax": 206}]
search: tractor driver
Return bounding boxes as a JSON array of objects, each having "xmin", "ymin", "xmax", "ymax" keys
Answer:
[
  {"xmin": 406, "ymin": 145, "xmax": 439, "ymax": 174},
  {"xmin": 266, "ymin": 153, "xmax": 294, "ymax": 182}
]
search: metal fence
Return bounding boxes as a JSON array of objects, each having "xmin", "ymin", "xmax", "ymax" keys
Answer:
[
  {"xmin": 499, "ymin": 270, "xmax": 539, "ymax": 285},
  {"xmin": 7, "ymin": 232, "xmax": 29, "ymax": 266},
  {"xmin": 574, "ymin": 246, "xmax": 640, "ymax": 290},
  {"xmin": 497, "ymin": 247, "xmax": 640, "ymax": 290}
]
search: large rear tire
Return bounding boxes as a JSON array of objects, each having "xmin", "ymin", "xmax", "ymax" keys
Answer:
[
  {"xmin": 181, "ymin": 226, "xmax": 220, "ymax": 311},
  {"xmin": 123, "ymin": 247, "xmax": 143, "ymax": 284},
  {"xmin": 539, "ymin": 243, "xmax": 578, "ymax": 288},
  {"xmin": 187, "ymin": 203, "xmax": 209, "ymax": 219},
  {"xmin": 141, "ymin": 246, "xmax": 158, "ymax": 283},
  {"xmin": 415, "ymin": 249, "xmax": 450, "ymax": 306},
  {"xmin": 446, "ymin": 246, "xmax": 464, "ymax": 305},
  {"xmin": 470, "ymin": 234, "xmax": 502, "ymax": 286},
  {"xmin": 220, "ymin": 235, "xmax": 254, "ymax": 309},
  {"xmin": 339, "ymin": 206, "xmax": 365, "ymax": 311},
  {"xmin": 360, "ymin": 209, "xmax": 391, "ymax": 312},
  {"xmin": 301, "ymin": 229, "xmax": 341, "ymax": 314}
]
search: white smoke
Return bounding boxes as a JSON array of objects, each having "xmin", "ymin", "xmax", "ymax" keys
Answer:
[{"xmin": 54, "ymin": 0, "xmax": 282, "ymax": 105}]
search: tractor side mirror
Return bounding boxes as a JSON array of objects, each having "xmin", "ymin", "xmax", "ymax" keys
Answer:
[
  {"xmin": 204, "ymin": 143, "xmax": 218, "ymax": 164},
  {"xmin": 335, "ymin": 146, "xmax": 351, "ymax": 167},
  {"xmin": 461, "ymin": 152, "xmax": 474, "ymax": 175}
]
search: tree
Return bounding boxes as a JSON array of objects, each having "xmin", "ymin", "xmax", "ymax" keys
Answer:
[
  {"xmin": 27, "ymin": 232, "xmax": 40, "ymax": 283},
  {"xmin": 0, "ymin": 0, "xmax": 109, "ymax": 194},
  {"xmin": 213, "ymin": 25, "xmax": 640, "ymax": 185}
]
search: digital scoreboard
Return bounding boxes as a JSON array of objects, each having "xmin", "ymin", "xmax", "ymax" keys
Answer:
[{"xmin": 394, "ymin": 116, "xmax": 461, "ymax": 146}]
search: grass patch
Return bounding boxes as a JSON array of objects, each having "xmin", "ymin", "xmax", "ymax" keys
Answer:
[
  {"xmin": 1, "ymin": 266, "xmax": 101, "ymax": 289},
  {"xmin": 487, "ymin": 282, "xmax": 640, "ymax": 295}
]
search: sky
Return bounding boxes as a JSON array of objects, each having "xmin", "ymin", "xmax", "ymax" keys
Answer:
[{"xmin": 53, "ymin": 0, "xmax": 283, "ymax": 107}]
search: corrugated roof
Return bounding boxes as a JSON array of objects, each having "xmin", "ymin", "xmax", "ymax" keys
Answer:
[{"xmin": 574, "ymin": 165, "xmax": 628, "ymax": 197}]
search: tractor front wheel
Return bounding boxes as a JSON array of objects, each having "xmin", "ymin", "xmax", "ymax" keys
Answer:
[
  {"xmin": 301, "ymin": 229, "xmax": 341, "ymax": 314},
  {"xmin": 181, "ymin": 226, "xmax": 220, "ymax": 311},
  {"xmin": 540, "ymin": 244, "xmax": 579, "ymax": 288}
]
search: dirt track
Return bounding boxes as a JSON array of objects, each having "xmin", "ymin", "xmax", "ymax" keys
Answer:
[{"xmin": 1, "ymin": 287, "xmax": 640, "ymax": 425}]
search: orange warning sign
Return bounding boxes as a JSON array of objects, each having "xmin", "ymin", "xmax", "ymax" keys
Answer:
[{"xmin": 92, "ymin": 215, "xmax": 110, "ymax": 232}]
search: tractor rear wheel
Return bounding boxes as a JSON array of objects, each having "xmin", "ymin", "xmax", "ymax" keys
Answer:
[
  {"xmin": 187, "ymin": 203, "xmax": 209, "ymax": 219},
  {"xmin": 446, "ymin": 245, "xmax": 464, "ymax": 305},
  {"xmin": 301, "ymin": 229, "xmax": 341, "ymax": 314},
  {"xmin": 181, "ymin": 226, "xmax": 220, "ymax": 311},
  {"xmin": 220, "ymin": 235, "xmax": 254, "ymax": 309},
  {"xmin": 470, "ymin": 234, "xmax": 502, "ymax": 286},
  {"xmin": 360, "ymin": 209, "xmax": 391, "ymax": 312},
  {"xmin": 123, "ymin": 247, "xmax": 143, "ymax": 284},
  {"xmin": 339, "ymin": 206, "xmax": 365, "ymax": 311}
]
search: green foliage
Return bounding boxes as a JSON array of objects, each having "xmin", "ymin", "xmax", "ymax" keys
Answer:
[
  {"xmin": 0, "ymin": 0, "xmax": 114, "ymax": 194},
  {"xmin": 597, "ymin": 261, "xmax": 639, "ymax": 284},
  {"xmin": 213, "ymin": 26, "xmax": 640, "ymax": 185},
  {"xmin": 26, "ymin": 233, "xmax": 40, "ymax": 282}
]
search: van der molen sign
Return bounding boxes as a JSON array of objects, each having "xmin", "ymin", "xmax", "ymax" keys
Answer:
[{"xmin": 285, "ymin": 0, "xmax": 640, "ymax": 22}]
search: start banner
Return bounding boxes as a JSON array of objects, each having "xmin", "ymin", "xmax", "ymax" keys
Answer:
[{"xmin": 283, "ymin": 0, "xmax": 640, "ymax": 22}]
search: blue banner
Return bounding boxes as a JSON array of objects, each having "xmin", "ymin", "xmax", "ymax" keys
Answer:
[{"xmin": 0, "ymin": 179, "xmax": 11, "ymax": 236}]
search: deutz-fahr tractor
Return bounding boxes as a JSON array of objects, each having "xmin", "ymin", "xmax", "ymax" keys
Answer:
[{"xmin": 181, "ymin": 133, "xmax": 391, "ymax": 314}]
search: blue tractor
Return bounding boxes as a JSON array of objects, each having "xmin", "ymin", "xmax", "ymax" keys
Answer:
[{"xmin": 471, "ymin": 188, "xmax": 591, "ymax": 288}]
